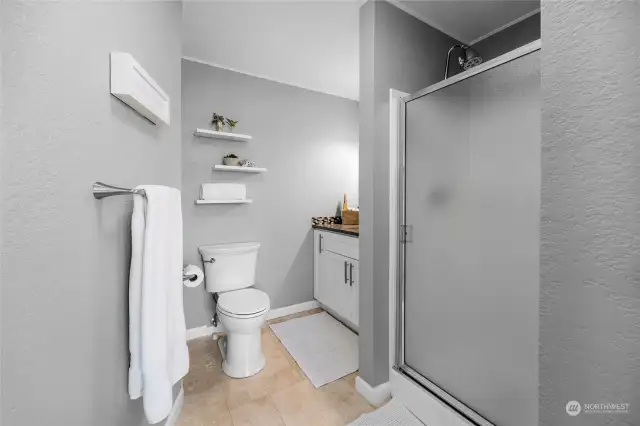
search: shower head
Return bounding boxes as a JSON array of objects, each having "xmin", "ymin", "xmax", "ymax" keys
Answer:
[
  {"xmin": 444, "ymin": 44, "xmax": 484, "ymax": 78},
  {"xmin": 460, "ymin": 46, "xmax": 483, "ymax": 70}
]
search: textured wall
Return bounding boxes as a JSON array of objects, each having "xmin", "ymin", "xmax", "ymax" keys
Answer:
[
  {"xmin": 1, "ymin": 2, "xmax": 182, "ymax": 425},
  {"xmin": 540, "ymin": 1, "xmax": 640, "ymax": 425},
  {"xmin": 358, "ymin": 0, "xmax": 459, "ymax": 387},
  {"xmin": 181, "ymin": 61, "xmax": 358, "ymax": 329}
]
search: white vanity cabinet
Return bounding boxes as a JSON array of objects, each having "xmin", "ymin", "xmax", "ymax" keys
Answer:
[{"xmin": 313, "ymin": 229, "xmax": 359, "ymax": 329}]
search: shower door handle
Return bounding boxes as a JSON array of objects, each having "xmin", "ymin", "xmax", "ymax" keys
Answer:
[{"xmin": 344, "ymin": 261, "xmax": 349, "ymax": 284}]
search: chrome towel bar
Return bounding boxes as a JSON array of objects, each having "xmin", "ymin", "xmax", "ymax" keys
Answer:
[
  {"xmin": 93, "ymin": 182, "xmax": 145, "ymax": 199},
  {"xmin": 95, "ymin": 182, "xmax": 197, "ymax": 283}
]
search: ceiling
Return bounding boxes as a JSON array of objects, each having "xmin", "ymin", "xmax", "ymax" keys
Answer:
[
  {"xmin": 182, "ymin": 1, "xmax": 540, "ymax": 101},
  {"xmin": 182, "ymin": 1, "xmax": 360, "ymax": 100},
  {"xmin": 393, "ymin": 0, "xmax": 540, "ymax": 44}
]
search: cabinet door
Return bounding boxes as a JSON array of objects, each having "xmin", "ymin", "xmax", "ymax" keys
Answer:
[
  {"xmin": 317, "ymin": 250, "xmax": 350, "ymax": 314},
  {"xmin": 347, "ymin": 260, "xmax": 359, "ymax": 327}
]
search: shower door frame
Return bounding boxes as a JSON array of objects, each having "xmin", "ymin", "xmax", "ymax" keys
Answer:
[{"xmin": 391, "ymin": 39, "xmax": 541, "ymax": 426}]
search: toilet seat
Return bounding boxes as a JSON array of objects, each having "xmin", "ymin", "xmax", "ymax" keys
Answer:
[{"xmin": 217, "ymin": 288, "xmax": 270, "ymax": 318}]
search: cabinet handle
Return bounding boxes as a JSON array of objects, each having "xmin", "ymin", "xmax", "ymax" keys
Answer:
[
  {"xmin": 319, "ymin": 234, "xmax": 324, "ymax": 253},
  {"xmin": 349, "ymin": 262, "xmax": 354, "ymax": 287},
  {"xmin": 344, "ymin": 261, "xmax": 348, "ymax": 284}
]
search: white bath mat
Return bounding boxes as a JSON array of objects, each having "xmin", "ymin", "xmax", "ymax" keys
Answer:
[
  {"xmin": 349, "ymin": 399, "xmax": 424, "ymax": 426},
  {"xmin": 269, "ymin": 311, "xmax": 358, "ymax": 388}
]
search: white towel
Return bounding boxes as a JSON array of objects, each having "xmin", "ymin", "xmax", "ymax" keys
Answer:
[
  {"xmin": 128, "ymin": 185, "xmax": 189, "ymax": 424},
  {"xmin": 199, "ymin": 183, "xmax": 246, "ymax": 201}
]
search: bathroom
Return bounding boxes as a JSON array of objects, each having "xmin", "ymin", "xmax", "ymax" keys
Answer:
[{"xmin": 2, "ymin": 1, "xmax": 640, "ymax": 426}]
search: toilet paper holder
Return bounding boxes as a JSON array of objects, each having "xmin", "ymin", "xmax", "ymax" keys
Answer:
[{"xmin": 183, "ymin": 273, "xmax": 198, "ymax": 282}]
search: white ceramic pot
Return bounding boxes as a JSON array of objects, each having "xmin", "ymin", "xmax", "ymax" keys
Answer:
[{"xmin": 223, "ymin": 157, "xmax": 241, "ymax": 166}]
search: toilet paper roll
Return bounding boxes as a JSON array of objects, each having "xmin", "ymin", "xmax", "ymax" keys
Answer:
[{"xmin": 183, "ymin": 264, "xmax": 204, "ymax": 288}]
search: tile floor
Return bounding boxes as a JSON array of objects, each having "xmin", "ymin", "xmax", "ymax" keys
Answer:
[{"xmin": 177, "ymin": 309, "xmax": 376, "ymax": 426}]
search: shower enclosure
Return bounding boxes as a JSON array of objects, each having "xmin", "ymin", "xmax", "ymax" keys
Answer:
[{"xmin": 394, "ymin": 41, "xmax": 540, "ymax": 426}]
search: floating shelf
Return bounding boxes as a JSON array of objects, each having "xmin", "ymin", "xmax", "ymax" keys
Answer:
[
  {"xmin": 213, "ymin": 165, "xmax": 267, "ymax": 173},
  {"xmin": 194, "ymin": 128, "xmax": 252, "ymax": 142},
  {"xmin": 195, "ymin": 199, "xmax": 253, "ymax": 205}
]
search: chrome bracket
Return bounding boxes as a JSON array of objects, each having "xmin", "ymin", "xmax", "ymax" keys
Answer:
[{"xmin": 400, "ymin": 225, "xmax": 412, "ymax": 243}]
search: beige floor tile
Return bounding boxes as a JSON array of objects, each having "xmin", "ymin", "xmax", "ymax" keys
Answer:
[
  {"xmin": 342, "ymin": 372, "xmax": 359, "ymax": 389},
  {"xmin": 187, "ymin": 336, "xmax": 223, "ymax": 372},
  {"xmin": 270, "ymin": 380, "xmax": 344, "ymax": 426},
  {"xmin": 178, "ymin": 308, "xmax": 372, "ymax": 426},
  {"xmin": 226, "ymin": 373, "xmax": 271, "ymax": 409},
  {"xmin": 262, "ymin": 329, "xmax": 285, "ymax": 355},
  {"xmin": 229, "ymin": 396, "xmax": 285, "ymax": 426},
  {"xmin": 183, "ymin": 366, "xmax": 229, "ymax": 396},
  {"xmin": 319, "ymin": 378, "xmax": 374, "ymax": 423},
  {"xmin": 177, "ymin": 391, "xmax": 232, "ymax": 426},
  {"xmin": 264, "ymin": 365, "xmax": 305, "ymax": 394},
  {"xmin": 261, "ymin": 345, "xmax": 292, "ymax": 375}
]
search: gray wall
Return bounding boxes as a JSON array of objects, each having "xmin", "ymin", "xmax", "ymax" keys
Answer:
[
  {"xmin": 1, "ymin": 2, "xmax": 182, "ymax": 425},
  {"xmin": 540, "ymin": 1, "xmax": 640, "ymax": 425},
  {"xmin": 472, "ymin": 12, "xmax": 540, "ymax": 63},
  {"xmin": 358, "ymin": 0, "xmax": 459, "ymax": 387},
  {"xmin": 181, "ymin": 61, "xmax": 359, "ymax": 329}
]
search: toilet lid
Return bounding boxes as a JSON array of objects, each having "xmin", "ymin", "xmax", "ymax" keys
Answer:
[{"xmin": 217, "ymin": 288, "xmax": 270, "ymax": 317}]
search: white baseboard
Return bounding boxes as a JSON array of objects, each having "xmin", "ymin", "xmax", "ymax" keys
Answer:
[
  {"xmin": 164, "ymin": 385, "xmax": 184, "ymax": 426},
  {"xmin": 186, "ymin": 324, "xmax": 223, "ymax": 341},
  {"xmin": 356, "ymin": 376, "xmax": 392, "ymax": 406},
  {"xmin": 186, "ymin": 300, "xmax": 320, "ymax": 341},
  {"xmin": 267, "ymin": 300, "xmax": 320, "ymax": 320}
]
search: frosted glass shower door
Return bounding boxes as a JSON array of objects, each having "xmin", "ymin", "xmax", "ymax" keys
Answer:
[{"xmin": 400, "ymin": 51, "xmax": 539, "ymax": 426}]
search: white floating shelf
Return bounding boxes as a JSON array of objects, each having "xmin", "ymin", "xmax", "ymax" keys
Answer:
[
  {"xmin": 213, "ymin": 165, "xmax": 267, "ymax": 173},
  {"xmin": 194, "ymin": 128, "xmax": 252, "ymax": 142},
  {"xmin": 195, "ymin": 199, "xmax": 253, "ymax": 205}
]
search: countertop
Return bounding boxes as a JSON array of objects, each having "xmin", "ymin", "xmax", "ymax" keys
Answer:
[{"xmin": 312, "ymin": 223, "xmax": 359, "ymax": 237}]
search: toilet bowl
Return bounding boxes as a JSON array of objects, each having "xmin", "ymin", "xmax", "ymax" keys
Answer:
[
  {"xmin": 198, "ymin": 242, "xmax": 270, "ymax": 379},
  {"xmin": 216, "ymin": 288, "xmax": 270, "ymax": 378}
]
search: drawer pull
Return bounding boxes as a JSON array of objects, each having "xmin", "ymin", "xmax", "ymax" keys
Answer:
[{"xmin": 349, "ymin": 262, "xmax": 354, "ymax": 286}]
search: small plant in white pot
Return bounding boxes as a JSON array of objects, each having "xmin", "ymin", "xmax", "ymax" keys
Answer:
[{"xmin": 223, "ymin": 153, "xmax": 241, "ymax": 166}]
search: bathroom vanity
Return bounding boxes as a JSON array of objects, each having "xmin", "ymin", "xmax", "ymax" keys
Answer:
[{"xmin": 312, "ymin": 225, "xmax": 359, "ymax": 330}]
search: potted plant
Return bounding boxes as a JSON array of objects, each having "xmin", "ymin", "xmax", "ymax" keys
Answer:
[
  {"xmin": 211, "ymin": 113, "xmax": 226, "ymax": 132},
  {"xmin": 226, "ymin": 118, "xmax": 238, "ymax": 132},
  {"xmin": 223, "ymin": 153, "xmax": 241, "ymax": 166}
]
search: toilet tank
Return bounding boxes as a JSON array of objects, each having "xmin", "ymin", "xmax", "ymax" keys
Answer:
[{"xmin": 198, "ymin": 242, "xmax": 260, "ymax": 293}]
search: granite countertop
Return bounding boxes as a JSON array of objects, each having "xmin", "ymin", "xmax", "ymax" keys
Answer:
[{"xmin": 312, "ymin": 223, "xmax": 359, "ymax": 237}]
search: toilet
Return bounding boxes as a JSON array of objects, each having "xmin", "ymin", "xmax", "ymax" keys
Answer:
[{"xmin": 199, "ymin": 242, "xmax": 270, "ymax": 379}]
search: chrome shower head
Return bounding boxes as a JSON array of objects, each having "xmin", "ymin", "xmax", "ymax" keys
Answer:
[
  {"xmin": 445, "ymin": 44, "xmax": 484, "ymax": 78},
  {"xmin": 461, "ymin": 46, "xmax": 483, "ymax": 70}
]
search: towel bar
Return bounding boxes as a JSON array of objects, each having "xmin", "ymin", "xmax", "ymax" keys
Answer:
[
  {"xmin": 96, "ymin": 182, "xmax": 195, "ymax": 282},
  {"xmin": 93, "ymin": 182, "xmax": 145, "ymax": 199}
]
